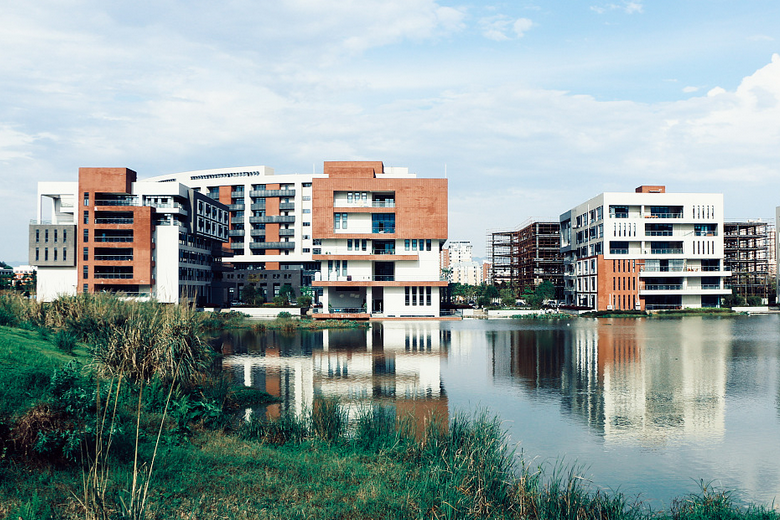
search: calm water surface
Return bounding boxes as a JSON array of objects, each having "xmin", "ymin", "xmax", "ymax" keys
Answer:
[{"xmin": 216, "ymin": 315, "xmax": 780, "ymax": 508}]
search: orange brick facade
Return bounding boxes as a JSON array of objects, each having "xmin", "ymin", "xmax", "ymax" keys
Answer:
[
  {"xmin": 597, "ymin": 256, "xmax": 646, "ymax": 311},
  {"xmin": 78, "ymin": 168, "xmax": 153, "ymax": 294}
]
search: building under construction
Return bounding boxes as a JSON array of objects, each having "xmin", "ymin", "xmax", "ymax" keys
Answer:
[
  {"xmin": 723, "ymin": 220, "xmax": 772, "ymax": 302},
  {"xmin": 489, "ymin": 220, "xmax": 563, "ymax": 298}
]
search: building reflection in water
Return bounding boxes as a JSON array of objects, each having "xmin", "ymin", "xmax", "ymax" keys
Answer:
[
  {"xmin": 491, "ymin": 318, "xmax": 729, "ymax": 446},
  {"xmin": 218, "ymin": 322, "xmax": 449, "ymax": 425}
]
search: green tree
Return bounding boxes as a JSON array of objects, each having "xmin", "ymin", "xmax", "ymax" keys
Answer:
[
  {"xmin": 241, "ymin": 284, "xmax": 264, "ymax": 306},
  {"xmin": 536, "ymin": 281, "xmax": 556, "ymax": 303},
  {"xmin": 500, "ymin": 288, "xmax": 515, "ymax": 308},
  {"xmin": 723, "ymin": 294, "xmax": 746, "ymax": 308},
  {"xmin": 279, "ymin": 284, "xmax": 295, "ymax": 305}
]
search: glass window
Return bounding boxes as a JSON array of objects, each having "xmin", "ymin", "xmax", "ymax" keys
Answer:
[
  {"xmin": 412, "ymin": 239, "xmax": 417, "ymax": 251},
  {"xmin": 405, "ymin": 239, "xmax": 410, "ymax": 251},
  {"xmin": 83, "ymin": 229, "xmax": 89, "ymax": 243},
  {"xmin": 347, "ymin": 239, "xmax": 353, "ymax": 251},
  {"xmin": 426, "ymin": 239, "xmax": 432, "ymax": 251}
]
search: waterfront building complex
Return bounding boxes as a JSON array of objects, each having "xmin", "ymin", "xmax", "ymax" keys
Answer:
[
  {"xmin": 30, "ymin": 161, "xmax": 448, "ymax": 317},
  {"xmin": 559, "ymin": 186, "xmax": 731, "ymax": 310}
]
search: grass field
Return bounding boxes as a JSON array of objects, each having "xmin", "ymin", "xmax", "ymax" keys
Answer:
[{"xmin": 1, "ymin": 293, "xmax": 778, "ymax": 519}]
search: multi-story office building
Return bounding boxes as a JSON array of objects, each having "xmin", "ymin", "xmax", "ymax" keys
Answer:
[
  {"xmin": 143, "ymin": 166, "xmax": 326, "ymax": 304},
  {"xmin": 311, "ymin": 161, "xmax": 448, "ymax": 318},
  {"xmin": 447, "ymin": 241, "xmax": 473, "ymax": 265},
  {"xmin": 31, "ymin": 168, "xmax": 229, "ymax": 304},
  {"xmin": 559, "ymin": 185, "xmax": 731, "ymax": 310}
]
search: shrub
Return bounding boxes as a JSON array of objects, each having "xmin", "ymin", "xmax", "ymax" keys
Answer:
[{"xmin": 53, "ymin": 330, "xmax": 77, "ymax": 356}]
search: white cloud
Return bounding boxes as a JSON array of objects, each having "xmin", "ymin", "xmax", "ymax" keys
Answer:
[
  {"xmin": 683, "ymin": 86, "xmax": 700, "ymax": 93},
  {"xmin": 591, "ymin": 1, "xmax": 644, "ymax": 15},
  {"xmin": 1, "ymin": 4, "xmax": 780, "ymax": 261},
  {"xmin": 479, "ymin": 15, "xmax": 534, "ymax": 41},
  {"xmin": 513, "ymin": 18, "xmax": 534, "ymax": 38}
]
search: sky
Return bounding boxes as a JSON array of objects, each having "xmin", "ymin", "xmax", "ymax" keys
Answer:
[{"xmin": 2, "ymin": 0, "xmax": 780, "ymax": 265}]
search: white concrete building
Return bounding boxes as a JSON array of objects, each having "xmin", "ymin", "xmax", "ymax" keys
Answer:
[{"xmin": 560, "ymin": 185, "xmax": 732, "ymax": 310}]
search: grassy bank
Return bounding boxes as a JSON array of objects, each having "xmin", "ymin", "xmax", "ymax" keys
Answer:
[{"xmin": 1, "ymin": 292, "xmax": 778, "ymax": 519}]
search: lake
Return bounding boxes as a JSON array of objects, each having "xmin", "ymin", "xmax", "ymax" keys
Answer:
[{"xmin": 215, "ymin": 314, "xmax": 780, "ymax": 508}]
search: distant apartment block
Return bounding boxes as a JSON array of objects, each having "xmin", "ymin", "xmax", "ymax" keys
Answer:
[
  {"xmin": 441, "ymin": 240, "xmax": 483, "ymax": 285},
  {"xmin": 723, "ymin": 220, "xmax": 771, "ymax": 302},
  {"xmin": 489, "ymin": 220, "xmax": 563, "ymax": 297},
  {"xmin": 311, "ymin": 161, "xmax": 448, "ymax": 318},
  {"xmin": 560, "ymin": 186, "xmax": 731, "ymax": 310}
]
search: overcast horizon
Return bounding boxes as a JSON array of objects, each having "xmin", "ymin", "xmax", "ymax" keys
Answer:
[{"xmin": 2, "ymin": 1, "xmax": 780, "ymax": 266}]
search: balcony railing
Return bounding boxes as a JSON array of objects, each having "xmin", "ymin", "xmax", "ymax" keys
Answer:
[
  {"xmin": 95, "ymin": 198, "xmax": 138, "ymax": 207},
  {"xmin": 702, "ymin": 284, "xmax": 722, "ymax": 290},
  {"xmin": 372, "ymin": 249, "xmax": 397, "ymax": 255},
  {"xmin": 647, "ymin": 213, "xmax": 683, "ymax": 218},
  {"xmin": 373, "ymin": 275, "xmax": 395, "ymax": 281},
  {"xmin": 94, "ymin": 218, "xmax": 133, "ymax": 224},
  {"xmin": 229, "ymin": 243, "xmax": 244, "ymax": 250},
  {"xmin": 94, "ymin": 273, "xmax": 134, "ymax": 279},
  {"xmin": 249, "ymin": 241, "xmax": 295, "ymax": 249},
  {"xmin": 650, "ymin": 248, "xmax": 684, "ymax": 254},
  {"xmin": 646, "ymin": 231, "xmax": 673, "ymax": 236},
  {"xmin": 279, "ymin": 229, "xmax": 295, "ymax": 237},
  {"xmin": 94, "ymin": 255, "xmax": 133, "ymax": 261},
  {"xmin": 279, "ymin": 202, "xmax": 295, "ymax": 210},
  {"xmin": 643, "ymin": 284, "xmax": 683, "ymax": 291},
  {"xmin": 94, "ymin": 237, "xmax": 133, "ymax": 243},
  {"xmin": 228, "ymin": 229, "xmax": 244, "ymax": 237},
  {"xmin": 610, "ymin": 249, "xmax": 628, "ymax": 255},
  {"xmin": 250, "ymin": 215, "xmax": 295, "ymax": 224},
  {"xmin": 249, "ymin": 189, "xmax": 296, "ymax": 198}
]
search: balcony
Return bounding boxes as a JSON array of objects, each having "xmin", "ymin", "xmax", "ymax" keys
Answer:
[
  {"xmin": 228, "ymin": 204, "xmax": 244, "ymax": 211},
  {"xmin": 230, "ymin": 190, "xmax": 245, "ymax": 198},
  {"xmin": 230, "ymin": 216, "xmax": 245, "ymax": 225},
  {"xmin": 250, "ymin": 203, "xmax": 266, "ymax": 211},
  {"xmin": 279, "ymin": 229, "xmax": 295, "ymax": 237},
  {"xmin": 647, "ymin": 213, "xmax": 683, "ymax": 219},
  {"xmin": 94, "ymin": 273, "xmax": 134, "ymax": 279},
  {"xmin": 249, "ymin": 241, "xmax": 295, "ymax": 250},
  {"xmin": 650, "ymin": 248, "xmax": 684, "ymax": 255},
  {"xmin": 94, "ymin": 218, "xmax": 134, "ymax": 224},
  {"xmin": 250, "ymin": 229, "xmax": 266, "ymax": 237},
  {"xmin": 228, "ymin": 229, "xmax": 245, "ymax": 237},
  {"xmin": 229, "ymin": 243, "xmax": 244, "ymax": 250},
  {"xmin": 279, "ymin": 202, "xmax": 295, "ymax": 210},
  {"xmin": 94, "ymin": 236, "xmax": 133, "ymax": 243},
  {"xmin": 94, "ymin": 254, "xmax": 133, "ymax": 261},
  {"xmin": 643, "ymin": 284, "xmax": 683, "ymax": 291},
  {"xmin": 249, "ymin": 189, "xmax": 295, "ymax": 198},
  {"xmin": 250, "ymin": 215, "xmax": 295, "ymax": 224},
  {"xmin": 94, "ymin": 197, "xmax": 138, "ymax": 207}
]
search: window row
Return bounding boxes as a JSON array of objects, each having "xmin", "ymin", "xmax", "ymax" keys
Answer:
[
  {"xmin": 34, "ymin": 247, "xmax": 67, "ymax": 262},
  {"xmin": 405, "ymin": 286, "xmax": 432, "ymax": 306},
  {"xmin": 35, "ymin": 229, "xmax": 68, "ymax": 243}
]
